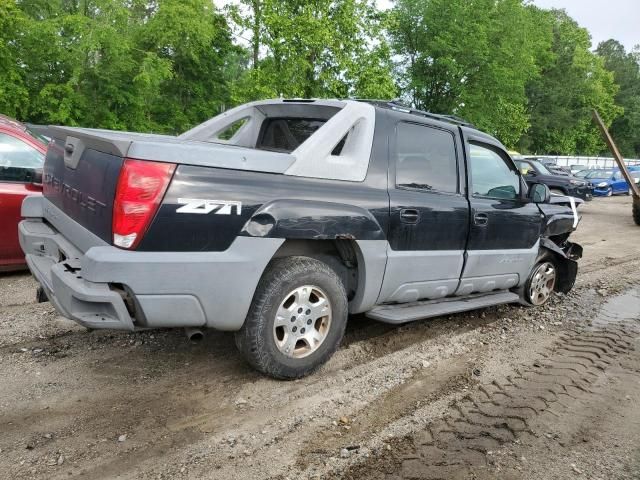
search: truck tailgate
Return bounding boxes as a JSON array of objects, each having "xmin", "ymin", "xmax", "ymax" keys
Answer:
[{"xmin": 43, "ymin": 134, "xmax": 123, "ymax": 245}]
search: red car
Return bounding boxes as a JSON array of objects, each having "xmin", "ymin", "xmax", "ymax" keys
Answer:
[{"xmin": 0, "ymin": 115, "xmax": 47, "ymax": 271}]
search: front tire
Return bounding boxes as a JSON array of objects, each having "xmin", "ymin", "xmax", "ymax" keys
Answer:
[
  {"xmin": 235, "ymin": 256, "xmax": 348, "ymax": 379},
  {"xmin": 522, "ymin": 256, "xmax": 557, "ymax": 306}
]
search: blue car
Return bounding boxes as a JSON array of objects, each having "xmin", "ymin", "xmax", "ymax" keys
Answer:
[{"xmin": 586, "ymin": 167, "xmax": 640, "ymax": 196}]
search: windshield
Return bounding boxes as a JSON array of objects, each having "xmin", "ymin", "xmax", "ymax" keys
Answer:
[
  {"xmin": 575, "ymin": 170, "xmax": 589, "ymax": 178},
  {"xmin": 529, "ymin": 160, "xmax": 552, "ymax": 175},
  {"xmin": 585, "ymin": 170, "xmax": 613, "ymax": 179},
  {"xmin": 25, "ymin": 128, "xmax": 48, "ymax": 146}
]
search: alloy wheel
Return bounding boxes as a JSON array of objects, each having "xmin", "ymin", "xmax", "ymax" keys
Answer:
[
  {"xmin": 273, "ymin": 285, "xmax": 332, "ymax": 359},
  {"xmin": 529, "ymin": 262, "xmax": 556, "ymax": 306}
]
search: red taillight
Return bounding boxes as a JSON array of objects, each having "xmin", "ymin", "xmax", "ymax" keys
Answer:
[{"xmin": 112, "ymin": 159, "xmax": 176, "ymax": 249}]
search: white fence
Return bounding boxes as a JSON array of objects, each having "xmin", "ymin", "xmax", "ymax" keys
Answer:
[{"xmin": 535, "ymin": 156, "xmax": 640, "ymax": 169}]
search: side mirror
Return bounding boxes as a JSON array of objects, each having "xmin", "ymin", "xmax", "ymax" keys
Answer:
[{"xmin": 528, "ymin": 183, "xmax": 550, "ymax": 203}]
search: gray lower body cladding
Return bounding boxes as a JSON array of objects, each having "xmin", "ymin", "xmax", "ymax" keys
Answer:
[{"xmin": 19, "ymin": 197, "xmax": 283, "ymax": 331}]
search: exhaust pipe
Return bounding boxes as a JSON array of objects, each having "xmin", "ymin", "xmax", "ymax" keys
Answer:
[{"xmin": 185, "ymin": 327, "xmax": 204, "ymax": 342}]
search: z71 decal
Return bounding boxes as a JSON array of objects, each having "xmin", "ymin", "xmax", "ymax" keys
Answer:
[{"xmin": 176, "ymin": 198, "xmax": 242, "ymax": 215}]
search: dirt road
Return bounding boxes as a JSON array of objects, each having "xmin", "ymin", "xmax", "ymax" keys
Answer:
[{"xmin": 1, "ymin": 196, "xmax": 639, "ymax": 480}]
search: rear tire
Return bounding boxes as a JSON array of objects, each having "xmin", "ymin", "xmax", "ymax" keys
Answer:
[
  {"xmin": 36, "ymin": 286, "xmax": 48, "ymax": 303},
  {"xmin": 633, "ymin": 198, "xmax": 640, "ymax": 226},
  {"xmin": 235, "ymin": 256, "xmax": 348, "ymax": 379}
]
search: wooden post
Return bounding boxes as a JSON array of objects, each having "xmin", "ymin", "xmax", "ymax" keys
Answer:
[{"xmin": 592, "ymin": 109, "xmax": 640, "ymax": 198}]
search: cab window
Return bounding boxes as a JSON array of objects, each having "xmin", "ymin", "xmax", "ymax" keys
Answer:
[{"xmin": 469, "ymin": 144, "xmax": 521, "ymax": 200}]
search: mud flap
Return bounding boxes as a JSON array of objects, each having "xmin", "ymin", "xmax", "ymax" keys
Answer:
[{"xmin": 540, "ymin": 238, "xmax": 583, "ymax": 294}]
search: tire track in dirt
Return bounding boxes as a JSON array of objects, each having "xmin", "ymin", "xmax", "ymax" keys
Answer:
[{"xmin": 336, "ymin": 289, "xmax": 640, "ymax": 480}]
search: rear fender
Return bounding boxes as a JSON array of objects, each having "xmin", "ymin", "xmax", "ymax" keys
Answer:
[{"xmin": 240, "ymin": 199, "xmax": 386, "ymax": 241}]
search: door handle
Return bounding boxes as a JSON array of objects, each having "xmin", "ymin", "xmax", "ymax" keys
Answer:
[
  {"xmin": 473, "ymin": 212, "xmax": 489, "ymax": 226},
  {"xmin": 400, "ymin": 208, "xmax": 420, "ymax": 224}
]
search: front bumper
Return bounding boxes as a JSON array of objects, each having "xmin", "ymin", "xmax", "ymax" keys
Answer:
[
  {"xmin": 569, "ymin": 185, "xmax": 593, "ymax": 201},
  {"xmin": 19, "ymin": 198, "xmax": 283, "ymax": 331},
  {"xmin": 592, "ymin": 185, "xmax": 612, "ymax": 196}
]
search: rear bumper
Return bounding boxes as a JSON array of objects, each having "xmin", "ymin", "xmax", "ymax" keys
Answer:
[{"xmin": 19, "ymin": 197, "xmax": 283, "ymax": 331}]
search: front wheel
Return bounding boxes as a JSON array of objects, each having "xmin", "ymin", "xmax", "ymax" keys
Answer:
[
  {"xmin": 235, "ymin": 256, "xmax": 348, "ymax": 379},
  {"xmin": 606, "ymin": 188, "xmax": 613, "ymax": 197},
  {"xmin": 523, "ymin": 259, "xmax": 557, "ymax": 306}
]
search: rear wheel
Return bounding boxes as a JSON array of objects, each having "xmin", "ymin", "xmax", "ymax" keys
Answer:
[
  {"xmin": 523, "ymin": 258, "xmax": 557, "ymax": 306},
  {"xmin": 633, "ymin": 197, "xmax": 640, "ymax": 226},
  {"xmin": 235, "ymin": 256, "xmax": 348, "ymax": 379}
]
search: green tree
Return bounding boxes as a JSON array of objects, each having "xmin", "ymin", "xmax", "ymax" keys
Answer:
[
  {"xmin": 0, "ymin": 0, "xmax": 29, "ymax": 118},
  {"xmin": 520, "ymin": 10, "xmax": 621, "ymax": 155},
  {"xmin": 389, "ymin": 0, "xmax": 551, "ymax": 147},
  {"xmin": 6, "ymin": 0, "xmax": 239, "ymax": 133},
  {"xmin": 596, "ymin": 39, "xmax": 640, "ymax": 158},
  {"xmin": 231, "ymin": 0, "xmax": 396, "ymax": 102}
]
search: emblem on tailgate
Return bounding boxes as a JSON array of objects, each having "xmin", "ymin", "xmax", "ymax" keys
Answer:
[{"xmin": 176, "ymin": 198, "xmax": 242, "ymax": 215}]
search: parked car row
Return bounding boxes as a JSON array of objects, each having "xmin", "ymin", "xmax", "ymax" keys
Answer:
[
  {"xmin": 514, "ymin": 157, "xmax": 592, "ymax": 201},
  {"xmin": 575, "ymin": 167, "xmax": 640, "ymax": 196},
  {"xmin": 512, "ymin": 153, "xmax": 640, "ymax": 200}
]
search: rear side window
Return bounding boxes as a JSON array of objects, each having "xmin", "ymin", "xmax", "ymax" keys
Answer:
[
  {"xmin": 395, "ymin": 122, "xmax": 458, "ymax": 193},
  {"xmin": 257, "ymin": 118, "xmax": 326, "ymax": 153}
]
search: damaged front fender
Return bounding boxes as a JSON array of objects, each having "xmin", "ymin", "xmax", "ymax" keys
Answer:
[{"xmin": 541, "ymin": 237, "xmax": 583, "ymax": 294}]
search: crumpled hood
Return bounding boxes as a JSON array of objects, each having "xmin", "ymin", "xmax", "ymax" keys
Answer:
[{"xmin": 537, "ymin": 201, "xmax": 580, "ymax": 237}]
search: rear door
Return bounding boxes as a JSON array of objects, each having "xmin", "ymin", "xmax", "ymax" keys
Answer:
[
  {"xmin": 458, "ymin": 140, "xmax": 541, "ymax": 295},
  {"xmin": 378, "ymin": 119, "xmax": 469, "ymax": 304}
]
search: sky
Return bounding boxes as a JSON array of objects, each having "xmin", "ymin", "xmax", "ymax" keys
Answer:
[{"xmin": 531, "ymin": 0, "xmax": 638, "ymax": 51}]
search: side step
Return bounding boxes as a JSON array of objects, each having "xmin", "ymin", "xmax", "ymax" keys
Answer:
[{"xmin": 365, "ymin": 291, "xmax": 520, "ymax": 324}]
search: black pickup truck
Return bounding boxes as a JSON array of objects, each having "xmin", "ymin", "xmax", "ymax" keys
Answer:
[{"xmin": 19, "ymin": 99, "xmax": 582, "ymax": 379}]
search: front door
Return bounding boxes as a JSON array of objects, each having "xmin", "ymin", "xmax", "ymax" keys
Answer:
[
  {"xmin": 458, "ymin": 141, "xmax": 541, "ymax": 295},
  {"xmin": 0, "ymin": 132, "xmax": 44, "ymax": 268},
  {"xmin": 611, "ymin": 171, "xmax": 627, "ymax": 194},
  {"xmin": 378, "ymin": 120, "xmax": 469, "ymax": 304}
]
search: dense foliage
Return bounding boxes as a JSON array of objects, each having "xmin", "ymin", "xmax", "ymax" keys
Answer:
[{"xmin": 0, "ymin": 0, "xmax": 638, "ymax": 155}]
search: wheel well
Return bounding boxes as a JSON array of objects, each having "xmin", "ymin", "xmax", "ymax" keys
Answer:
[
  {"xmin": 271, "ymin": 239, "xmax": 359, "ymax": 301},
  {"xmin": 540, "ymin": 246, "xmax": 578, "ymax": 294}
]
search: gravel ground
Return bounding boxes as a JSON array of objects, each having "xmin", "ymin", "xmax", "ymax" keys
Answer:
[{"xmin": 0, "ymin": 196, "xmax": 639, "ymax": 480}]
